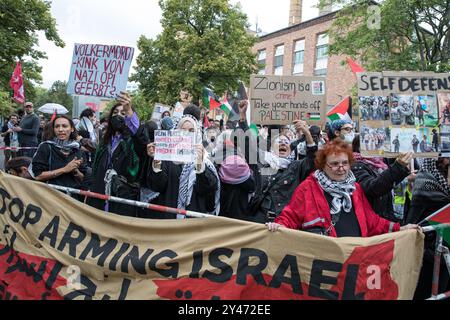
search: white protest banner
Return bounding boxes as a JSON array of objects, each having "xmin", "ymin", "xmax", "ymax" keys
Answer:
[
  {"xmin": 155, "ymin": 130, "xmax": 195, "ymax": 163},
  {"xmin": 67, "ymin": 43, "xmax": 134, "ymax": 98},
  {"xmin": 249, "ymin": 75, "xmax": 327, "ymax": 125}
]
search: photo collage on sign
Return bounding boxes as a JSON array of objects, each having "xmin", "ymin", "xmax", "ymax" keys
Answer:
[
  {"xmin": 358, "ymin": 95, "xmax": 391, "ymax": 155},
  {"xmin": 437, "ymin": 92, "xmax": 450, "ymax": 155},
  {"xmin": 359, "ymin": 92, "xmax": 442, "ymax": 156}
]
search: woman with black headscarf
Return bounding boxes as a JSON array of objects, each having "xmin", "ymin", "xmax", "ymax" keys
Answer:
[{"xmin": 89, "ymin": 92, "xmax": 140, "ymax": 216}]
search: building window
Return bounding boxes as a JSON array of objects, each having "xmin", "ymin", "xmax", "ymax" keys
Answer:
[
  {"xmin": 257, "ymin": 49, "xmax": 266, "ymax": 75},
  {"xmin": 315, "ymin": 34, "xmax": 329, "ymax": 76},
  {"xmin": 293, "ymin": 39, "xmax": 305, "ymax": 75},
  {"xmin": 274, "ymin": 44, "xmax": 284, "ymax": 75}
]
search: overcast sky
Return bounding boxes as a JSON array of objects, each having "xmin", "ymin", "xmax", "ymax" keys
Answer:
[{"xmin": 38, "ymin": 0, "xmax": 321, "ymax": 88}]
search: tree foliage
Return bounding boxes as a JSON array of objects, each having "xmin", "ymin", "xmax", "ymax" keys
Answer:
[
  {"xmin": 132, "ymin": 0, "xmax": 258, "ymax": 106},
  {"xmin": 0, "ymin": 0, "xmax": 64, "ymax": 101},
  {"xmin": 34, "ymin": 81, "xmax": 73, "ymax": 115},
  {"xmin": 319, "ymin": 0, "xmax": 449, "ymax": 72},
  {"xmin": 0, "ymin": 90, "xmax": 13, "ymax": 118}
]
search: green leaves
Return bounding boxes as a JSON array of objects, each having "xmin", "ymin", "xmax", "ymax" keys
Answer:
[
  {"xmin": 0, "ymin": 0, "xmax": 64, "ymax": 100},
  {"xmin": 132, "ymin": 0, "xmax": 258, "ymax": 106},
  {"xmin": 319, "ymin": 0, "xmax": 449, "ymax": 72},
  {"xmin": 34, "ymin": 81, "xmax": 73, "ymax": 116}
]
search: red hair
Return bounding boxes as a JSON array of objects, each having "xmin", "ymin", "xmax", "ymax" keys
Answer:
[{"xmin": 315, "ymin": 138, "xmax": 354, "ymax": 170}]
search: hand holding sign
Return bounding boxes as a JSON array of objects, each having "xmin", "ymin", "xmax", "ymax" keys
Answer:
[
  {"xmin": 396, "ymin": 152, "xmax": 413, "ymax": 168},
  {"xmin": 294, "ymin": 120, "xmax": 314, "ymax": 145},
  {"xmin": 117, "ymin": 91, "xmax": 133, "ymax": 116},
  {"xmin": 147, "ymin": 143, "xmax": 156, "ymax": 158},
  {"xmin": 195, "ymin": 144, "xmax": 205, "ymax": 166}
]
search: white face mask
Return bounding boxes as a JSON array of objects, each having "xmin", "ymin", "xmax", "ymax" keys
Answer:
[{"xmin": 342, "ymin": 132, "xmax": 355, "ymax": 144}]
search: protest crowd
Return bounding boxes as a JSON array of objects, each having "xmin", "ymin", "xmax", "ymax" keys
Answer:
[{"xmin": 1, "ymin": 88, "xmax": 449, "ymax": 300}]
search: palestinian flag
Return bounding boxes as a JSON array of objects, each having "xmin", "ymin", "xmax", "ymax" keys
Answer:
[
  {"xmin": 420, "ymin": 204, "xmax": 450, "ymax": 243},
  {"xmin": 220, "ymin": 98, "xmax": 233, "ymax": 117},
  {"xmin": 307, "ymin": 112, "xmax": 321, "ymax": 121},
  {"xmin": 327, "ymin": 96, "xmax": 352, "ymax": 122},
  {"xmin": 202, "ymin": 87, "xmax": 221, "ymax": 110}
]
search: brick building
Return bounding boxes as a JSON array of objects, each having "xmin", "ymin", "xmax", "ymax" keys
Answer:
[{"xmin": 253, "ymin": 0, "xmax": 356, "ymax": 108}]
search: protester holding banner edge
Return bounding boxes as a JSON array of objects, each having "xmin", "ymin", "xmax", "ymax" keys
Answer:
[{"xmin": 268, "ymin": 139, "xmax": 421, "ymax": 237}]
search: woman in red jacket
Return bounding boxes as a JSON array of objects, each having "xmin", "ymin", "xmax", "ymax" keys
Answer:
[{"xmin": 267, "ymin": 139, "xmax": 420, "ymax": 237}]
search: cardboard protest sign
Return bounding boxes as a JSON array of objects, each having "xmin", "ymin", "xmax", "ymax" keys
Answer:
[
  {"xmin": 67, "ymin": 43, "xmax": 134, "ymax": 98},
  {"xmin": 154, "ymin": 130, "xmax": 195, "ymax": 163},
  {"xmin": 249, "ymin": 75, "xmax": 327, "ymax": 125},
  {"xmin": 357, "ymin": 72, "xmax": 449, "ymax": 158},
  {"xmin": 0, "ymin": 173, "xmax": 424, "ymax": 300}
]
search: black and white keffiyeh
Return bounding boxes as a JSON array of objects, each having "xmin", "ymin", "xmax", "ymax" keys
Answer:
[
  {"xmin": 314, "ymin": 170, "xmax": 357, "ymax": 216},
  {"xmin": 46, "ymin": 139, "xmax": 80, "ymax": 153},
  {"xmin": 177, "ymin": 158, "xmax": 221, "ymax": 218},
  {"xmin": 420, "ymin": 158, "xmax": 450, "ymax": 195}
]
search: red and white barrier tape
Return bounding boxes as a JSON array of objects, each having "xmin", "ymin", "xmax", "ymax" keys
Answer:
[{"xmin": 0, "ymin": 146, "xmax": 38, "ymax": 150}]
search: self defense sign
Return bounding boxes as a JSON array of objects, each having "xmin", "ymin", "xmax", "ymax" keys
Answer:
[
  {"xmin": 67, "ymin": 44, "xmax": 134, "ymax": 98},
  {"xmin": 0, "ymin": 173, "xmax": 424, "ymax": 300}
]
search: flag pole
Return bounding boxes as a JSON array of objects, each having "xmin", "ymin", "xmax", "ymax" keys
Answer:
[{"xmin": 47, "ymin": 184, "xmax": 214, "ymax": 219}]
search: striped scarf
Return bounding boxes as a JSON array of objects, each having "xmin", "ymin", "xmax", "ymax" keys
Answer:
[{"xmin": 177, "ymin": 158, "xmax": 221, "ymax": 218}]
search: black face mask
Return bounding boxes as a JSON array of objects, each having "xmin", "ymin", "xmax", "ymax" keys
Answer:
[{"xmin": 111, "ymin": 115, "xmax": 126, "ymax": 132}]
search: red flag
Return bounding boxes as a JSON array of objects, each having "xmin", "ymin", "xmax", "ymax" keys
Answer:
[
  {"xmin": 50, "ymin": 110, "xmax": 57, "ymax": 122},
  {"xmin": 9, "ymin": 62, "xmax": 25, "ymax": 103},
  {"xmin": 203, "ymin": 114, "xmax": 211, "ymax": 128},
  {"xmin": 85, "ymin": 102, "xmax": 99, "ymax": 112},
  {"xmin": 346, "ymin": 57, "xmax": 365, "ymax": 74}
]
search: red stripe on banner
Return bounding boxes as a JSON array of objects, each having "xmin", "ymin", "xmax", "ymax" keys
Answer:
[{"xmin": 0, "ymin": 244, "xmax": 66, "ymax": 300}]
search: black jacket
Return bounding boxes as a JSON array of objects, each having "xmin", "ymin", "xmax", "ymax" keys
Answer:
[
  {"xmin": 219, "ymin": 176, "xmax": 256, "ymax": 222},
  {"xmin": 351, "ymin": 161, "xmax": 410, "ymax": 222},
  {"xmin": 31, "ymin": 142, "xmax": 89, "ymax": 189},
  {"xmin": 89, "ymin": 136, "xmax": 140, "ymax": 215},
  {"xmin": 235, "ymin": 119, "xmax": 317, "ymax": 223},
  {"xmin": 407, "ymin": 172, "xmax": 450, "ymax": 225},
  {"xmin": 147, "ymin": 161, "xmax": 218, "ymax": 217}
]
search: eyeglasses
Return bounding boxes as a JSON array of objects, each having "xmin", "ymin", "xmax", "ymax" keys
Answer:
[{"xmin": 326, "ymin": 161, "xmax": 350, "ymax": 170}]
